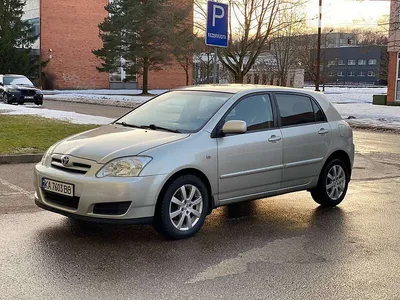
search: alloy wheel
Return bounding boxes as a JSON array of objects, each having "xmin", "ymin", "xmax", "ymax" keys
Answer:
[
  {"xmin": 326, "ymin": 165, "xmax": 346, "ymax": 201},
  {"xmin": 169, "ymin": 184, "xmax": 203, "ymax": 231}
]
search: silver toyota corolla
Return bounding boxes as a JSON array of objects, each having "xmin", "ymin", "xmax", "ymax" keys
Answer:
[{"xmin": 34, "ymin": 85, "xmax": 354, "ymax": 239}]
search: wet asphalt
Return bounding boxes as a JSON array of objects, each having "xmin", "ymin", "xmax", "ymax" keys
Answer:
[{"xmin": 1, "ymin": 104, "xmax": 400, "ymax": 299}]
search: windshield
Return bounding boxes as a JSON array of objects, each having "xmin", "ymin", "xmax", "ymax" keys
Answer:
[
  {"xmin": 117, "ymin": 91, "xmax": 232, "ymax": 133},
  {"xmin": 3, "ymin": 76, "xmax": 34, "ymax": 86}
]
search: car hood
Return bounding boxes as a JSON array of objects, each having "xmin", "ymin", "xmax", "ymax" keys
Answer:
[
  {"xmin": 6, "ymin": 84, "xmax": 38, "ymax": 91},
  {"xmin": 52, "ymin": 125, "xmax": 190, "ymax": 163}
]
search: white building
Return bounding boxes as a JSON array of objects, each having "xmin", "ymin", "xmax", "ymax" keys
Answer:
[{"xmin": 22, "ymin": 0, "xmax": 40, "ymax": 50}]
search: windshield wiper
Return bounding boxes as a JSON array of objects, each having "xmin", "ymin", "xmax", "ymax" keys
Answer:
[
  {"xmin": 115, "ymin": 122, "xmax": 181, "ymax": 133},
  {"xmin": 115, "ymin": 122, "xmax": 141, "ymax": 129},
  {"xmin": 140, "ymin": 124, "xmax": 182, "ymax": 134}
]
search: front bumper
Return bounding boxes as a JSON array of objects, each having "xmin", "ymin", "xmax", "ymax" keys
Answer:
[
  {"xmin": 8, "ymin": 93, "xmax": 43, "ymax": 103},
  {"xmin": 34, "ymin": 162, "xmax": 168, "ymax": 222}
]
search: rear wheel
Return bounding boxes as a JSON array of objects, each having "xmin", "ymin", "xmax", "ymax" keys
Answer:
[
  {"xmin": 311, "ymin": 159, "xmax": 349, "ymax": 207},
  {"xmin": 154, "ymin": 175, "xmax": 209, "ymax": 240}
]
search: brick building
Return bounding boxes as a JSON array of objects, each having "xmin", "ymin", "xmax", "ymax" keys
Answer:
[
  {"xmin": 388, "ymin": 0, "xmax": 400, "ymax": 103},
  {"xmin": 25, "ymin": 0, "xmax": 192, "ymax": 90}
]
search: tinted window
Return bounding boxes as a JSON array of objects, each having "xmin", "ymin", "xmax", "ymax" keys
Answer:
[
  {"xmin": 275, "ymin": 94, "xmax": 314, "ymax": 126},
  {"xmin": 312, "ymin": 100, "xmax": 326, "ymax": 122},
  {"xmin": 225, "ymin": 94, "xmax": 274, "ymax": 132}
]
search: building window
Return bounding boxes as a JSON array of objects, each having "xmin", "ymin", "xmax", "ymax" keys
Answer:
[
  {"xmin": 358, "ymin": 71, "xmax": 366, "ymax": 77},
  {"xmin": 348, "ymin": 59, "xmax": 356, "ymax": 65},
  {"xmin": 368, "ymin": 59, "xmax": 377, "ymax": 65},
  {"xmin": 338, "ymin": 60, "xmax": 345, "ymax": 65},
  {"xmin": 328, "ymin": 71, "xmax": 336, "ymax": 76},
  {"xmin": 358, "ymin": 59, "xmax": 366, "ymax": 65},
  {"xmin": 328, "ymin": 61, "xmax": 336, "ymax": 67},
  {"xmin": 337, "ymin": 71, "xmax": 344, "ymax": 77},
  {"xmin": 367, "ymin": 71, "xmax": 376, "ymax": 77},
  {"xmin": 348, "ymin": 71, "xmax": 355, "ymax": 77},
  {"xmin": 26, "ymin": 17, "xmax": 40, "ymax": 37}
]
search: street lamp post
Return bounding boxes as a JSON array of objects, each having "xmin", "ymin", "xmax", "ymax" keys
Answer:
[
  {"xmin": 315, "ymin": 0, "xmax": 322, "ymax": 91},
  {"xmin": 322, "ymin": 29, "xmax": 334, "ymax": 92}
]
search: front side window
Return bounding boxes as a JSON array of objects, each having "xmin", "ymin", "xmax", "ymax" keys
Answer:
[
  {"xmin": 117, "ymin": 91, "xmax": 232, "ymax": 133},
  {"xmin": 225, "ymin": 94, "xmax": 274, "ymax": 132},
  {"xmin": 275, "ymin": 94, "xmax": 315, "ymax": 127},
  {"xmin": 3, "ymin": 76, "xmax": 34, "ymax": 86}
]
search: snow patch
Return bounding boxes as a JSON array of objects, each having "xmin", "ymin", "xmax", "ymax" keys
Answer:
[{"xmin": 0, "ymin": 103, "xmax": 113, "ymax": 125}]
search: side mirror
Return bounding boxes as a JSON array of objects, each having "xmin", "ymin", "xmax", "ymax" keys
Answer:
[{"xmin": 222, "ymin": 120, "xmax": 247, "ymax": 135}]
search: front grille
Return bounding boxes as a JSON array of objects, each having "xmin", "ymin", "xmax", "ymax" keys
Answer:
[
  {"xmin": 51, "ymin": 157, "xmax": 92, "ymax": 175},
  {"xmin": 93, "ymin": 202, "xmax": 131, "ymax": 215},
  {"xmin": 43, "ymin": 191, "xmax": 80, "ymax": 210},
  {"xmin": 21, "ymin": 90, "xmax": 36, "ymax": 96}
]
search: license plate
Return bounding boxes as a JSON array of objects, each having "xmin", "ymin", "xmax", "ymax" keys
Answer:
[
  {"xmin": 42, "ymin": 178, "xmax": 74, "ymax": 197},
  {"xmin": 24, "ymin": 96, "xmax": 34, "ymax": 99}
]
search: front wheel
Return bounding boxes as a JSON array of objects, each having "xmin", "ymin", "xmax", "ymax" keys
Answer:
[
  {"xmin": 35, "ymin": 100, "xmax": 43, "ymax": 106},
  {"xmin": 3, "ymin": 93, "xmax": 11, "ymax": 104},
  {"xmin": 311, "ymin": 159, "xmax": 349, "ymax": 207},
  {"xmin": 154, "ymin": 175, "xmax": 209, "ymax": 240}
]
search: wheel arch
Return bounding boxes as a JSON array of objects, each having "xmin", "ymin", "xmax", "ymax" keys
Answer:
[
  {"xmin": 323, "ymin": 150, "xmax": 352, "ymax": 180},
  {"xmin": 155, "ymin": 168, "xmax": 214, "ymax": 215}
]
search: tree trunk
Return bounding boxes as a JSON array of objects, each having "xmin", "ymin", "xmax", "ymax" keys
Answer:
[
  {"xmin": 142, "ymin": 58, "xmax": 149, "ymax": 94},
  {"xmin": 234, "ymin": 73, "xmax": 244, "ymax": 83},
  {"xmin": 185, "ymin": 57, "xmax": 189, "ymax": 86}
]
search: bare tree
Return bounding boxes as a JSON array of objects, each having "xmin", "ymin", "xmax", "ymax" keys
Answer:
[
  {"xmin": 269, "ymin": 3, "xmax": 305, "ymax": 86},
  {"xmin": 194, "ymin": 0, "xmax": 304, "ymax": 83}
]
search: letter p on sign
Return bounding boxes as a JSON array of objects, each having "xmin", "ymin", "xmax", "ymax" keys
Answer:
[
  {"xmin": 206, "ymin": 1, "xmax": 229, "ymax": 48},
  {"xmin": 212, "ymin": 5, "xmax": 225, "ymax": 27}
]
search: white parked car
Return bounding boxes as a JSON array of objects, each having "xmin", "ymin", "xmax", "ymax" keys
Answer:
[{"xmin": 34, "ymin": 85, "xmax": 354, "ymax": 239}]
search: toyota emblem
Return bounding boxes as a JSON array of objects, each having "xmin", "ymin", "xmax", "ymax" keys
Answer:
[{"xmin": 61, "ymin": 156, "xmax": 70, "ymax": 166}]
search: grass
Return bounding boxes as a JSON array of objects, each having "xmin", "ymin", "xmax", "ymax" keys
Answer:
[{"xmin": 0, "ymin": 115, "xmax": 98, "ymax": 155}]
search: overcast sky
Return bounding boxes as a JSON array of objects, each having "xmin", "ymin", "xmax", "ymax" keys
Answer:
[{"xmin": 306, "ymin": 0, "xmax": 390, "ymax": 28}]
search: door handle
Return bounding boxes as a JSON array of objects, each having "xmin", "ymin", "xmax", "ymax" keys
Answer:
[
  {"xmin": 268, "ymin": 135, "xmax": 282, "ymax": 143},
  {"xmin": 318, "ymin": 128, "xmax": 329, "ymax": 135}
]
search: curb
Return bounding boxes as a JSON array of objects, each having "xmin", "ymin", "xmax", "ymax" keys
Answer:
[
  {"xmin": 44, "ymin": 96, "xmax": 147, "ymax": 108},
  {"xmin": 0, "ymin": 154, "xmax": 44, "ymax": 165}
]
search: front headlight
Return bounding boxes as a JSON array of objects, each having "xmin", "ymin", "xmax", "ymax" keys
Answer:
[
  {"xmin": 96, "ymin": 156, "xmax": 152, "ymax": 178},
  {"xmin": 9, "ymin": 89, "xmax": 20, "ymax": 93}
]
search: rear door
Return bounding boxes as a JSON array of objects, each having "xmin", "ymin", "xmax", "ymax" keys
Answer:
[
  {"xmin": 217, "ymin": 93, "xmax": 283, "ymax": 202},
  {"xmin": 274, "ymin": 93, "xmax": 331, "ymax": 188}
]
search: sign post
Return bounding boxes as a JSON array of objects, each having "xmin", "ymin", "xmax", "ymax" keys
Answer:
[{"xmin": 206, "ymin": 1, "xmax": 229, "ymax": 84}]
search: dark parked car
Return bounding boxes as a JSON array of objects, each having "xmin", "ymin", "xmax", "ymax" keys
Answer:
[{"xmin": 0, "ymin": 74, "xmax": 43, "ymax": 105}]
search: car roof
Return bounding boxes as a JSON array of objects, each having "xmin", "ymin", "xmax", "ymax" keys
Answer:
[
  {"xmin": 1, "ymin": 74, "xmax": 26, "ymax": 77},
  {"xmin": 175, "ymin": 84, "xmax": 323, "ymax": 98}
]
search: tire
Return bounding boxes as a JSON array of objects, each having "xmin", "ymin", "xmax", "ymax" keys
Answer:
[
  {"xmin": 311, "ymin": 158, "xmax": 349, "ymax": 207},
  {"xmin": 35, "ymin": 100, "xmax": 43, "ymax": 106},
  {"xmin": 3, "ymin": 93, "xmax": 11, "ymax": 104},
  {"xmin": 154, "ymin": 175, "xmax": 209, "ymax": 240}
]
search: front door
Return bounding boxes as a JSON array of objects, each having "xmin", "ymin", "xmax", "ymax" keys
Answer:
[{"xmin": 217, "ymin": 93, "xmax": 283, "ymax": 202}]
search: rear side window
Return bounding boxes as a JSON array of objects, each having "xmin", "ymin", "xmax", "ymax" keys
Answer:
[
  {"xmin": 225, "ymin": 94, "xmax": 274, "ymax": 132},
  {"xmin": 312, "ymin": 100, "xmax": 327, "ymax": 122},
  {"xmin": 275, "ymin": 94, "xmax": 314, "ymax": 126}
]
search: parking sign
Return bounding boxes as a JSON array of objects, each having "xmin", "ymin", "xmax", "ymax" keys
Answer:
[{"xmin": 206, "ymin": 1, "xmax": 229, "ymax": 48}]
